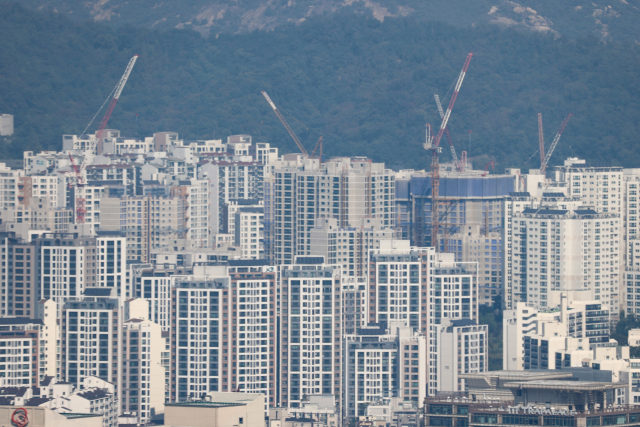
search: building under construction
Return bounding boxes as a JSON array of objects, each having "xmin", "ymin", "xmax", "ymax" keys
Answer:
[{"xmin": 397, "ymin": 165, "xmax": 515, "ymax": 248}]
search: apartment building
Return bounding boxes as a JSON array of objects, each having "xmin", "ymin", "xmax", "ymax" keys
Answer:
[
  {"xmin": 73, "ymin": 184, "xmax": 106, "ymax": 230},
  {"xmin": 0, "ymin": 317, "xmax": 44, "ymax": 387},
  {"xmin": 269, "ymin": 157, "xmax": 395, "ymax": 265},
  {"xmin": 279, "ymin": 257, "xmax": 342, "ymax": 409},
  {"xmin": 367, "ymin": 240, "xmax": 478, "ymax": 395},
  {"xmin": 170, "ymin": 267, "xmax": 277, "ymax": 405},
  {"xmin": 506, "ymin": 205, "xmax": 620, "ymax": 311},
  {"xmin": 85, "ymin": 164, "xmax": 137, "ymax": 196},
  {"xmin": 553, "ymin": 158, "xmax": 623, "ymax": 215},
  {"xmin": 121, "ymin": 318, "xmax": 165, "ymax": 425},
  {"xmin": 436, "ymin": 319, "xmax": 487, "ymax": 394},
  {"xmin": 60, "ymin": 289, "xmax": 121, "ymax": 388},
  {"xmin": 0, "ymin": 196, "xmax": 73, "ymax": 238},
  {"xmin": 439, "ymin": 224, "xmax": 502, "ymax": 306},
  {"xmin": 170, "ymin": 178, "xmax": 210, "ymax": 248},
  {"xmin": 221, "ymin": 198, "xmax": 262, "ymax": 236},
  {"xmin": 308, "ymin": 217, "xmax": 397, "ymax": 278},
  {"xmin": 399, "ymin": 170, "xmax": 514, "ymax": 247},
  {"xmin": 0, "ymin": 233, "xmax": 38, "ymax": 317},
  {"xmin": 503, "ymin": 296, "xmax": 612, "ymax": 371},
  {"xmin": 231, "ymin": 207, "xmax": 264, "ymax": 260},
  {"xmin": 198, "ymin": 160, "xmax": 265, "ymax": 235},
  {"xmin": 343, "ymin": 322, "xmax": 427, "ymax": 418}
]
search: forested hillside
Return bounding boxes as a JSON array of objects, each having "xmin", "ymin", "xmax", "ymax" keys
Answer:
[
  {"xmin": 18, "ymin": 0, "xmax": 640, "ymax": 42},
  {"xmin": 1, "ymin": 2, "xmax": 640, "ymax": 171}
]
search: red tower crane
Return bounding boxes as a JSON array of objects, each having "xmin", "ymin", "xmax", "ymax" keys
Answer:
[
  {"xmin": 434, "ymin": 94, "xmax": 462, "ymax": 172},
  {"xmin": 71, "ymin": 55, "xmax": 139, "ymax": 223},
  {"xmin": 426, "ymin": 53, "xmax": 473, "ymax": 249}
]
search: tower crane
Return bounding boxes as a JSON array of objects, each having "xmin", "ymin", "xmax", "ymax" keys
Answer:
[
  {"xmin": 70, "ymin": 55, "xmax": 139, "ymax": 223},
  {"xmin": 261, "ymin": 91, "xmax": 309, "ymax": 156},
  {"xmin": 310, "ymin": 136, "xmax": 323, "ymax": 160},
  {"xmin": 426, "ymin": 53, "xmax": 473, "ymax": 250},
  {"xmin": 434, "ymin": 94, "xmax": 462, "ymax": 172},
  {"xmin": 539, "ymin": 114, "xmax": 572, "ymax": 175}
]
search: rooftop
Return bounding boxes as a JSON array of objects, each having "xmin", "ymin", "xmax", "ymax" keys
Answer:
[
  {"xmin": 460, "ymin": 371, "xmax": 573, "ymax": 381},
  {"xmin": 504, "ymin": 380, "xmax": 627, "ymax": 391}
]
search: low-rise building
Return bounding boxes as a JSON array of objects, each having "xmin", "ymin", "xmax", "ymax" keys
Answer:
[{"xmin": 164, "ymin": 392, "xmax": 265, "ymax": 427}]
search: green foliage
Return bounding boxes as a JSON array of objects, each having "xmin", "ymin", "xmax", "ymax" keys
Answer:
[
  {"xmin": 16, "ymin": 0, "xmax": 640, "ymax": 41},
  {"xmin": 479, "ymin": 298, "xmax": 503, "ymax": 371},
  {"xmin": 1, "ymin": 3, "xmax": 640, "ymax": 172},
  {"xmin": 611, "ymin": 310, "xmax": 640, "ymax": 346}
]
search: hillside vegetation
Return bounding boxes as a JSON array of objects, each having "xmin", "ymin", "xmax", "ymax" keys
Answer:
[
  {"xmin": 17, "ymin": 0, "xmax": 640, "ymax": 42},
  {"xmin": 1, "ymin": 3, "xmax": 640, "ymax": 171}
]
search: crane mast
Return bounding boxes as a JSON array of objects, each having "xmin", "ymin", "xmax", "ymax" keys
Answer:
[
  {"xmin": 540, "ymin": 114, "xmax": 572, "ymax": 174},
  {"xmin": 71, "ymin": 55, "xmax": 139, "ymax": 223},
  {"xmin": 261, "ymin": 91, "xmax": 309, "ymax": 156},
  {"xmin": 435, "ymin": 94, "xmax": 461, "ymax": 172},
  {"xmin": 538, "ymin": 113, "xmax": 545, "ymax": 174},
  {"xmin": 429, "ymin": 53, "xmax": 473, "ymax": 250}
]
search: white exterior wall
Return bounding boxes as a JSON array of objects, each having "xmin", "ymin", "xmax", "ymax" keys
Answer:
[
  {"xmin": 96, "ymin": 237, "xmax": 127, "ymax": 295},
  {"xmin": 509, "ymin": 210, "xmax": 620, "ymax": 311},
  {"xmin": 121, "ymin": 319, "xmax": 165, "ymax": 424},
  {"xmin": 436, "ymin": 322, "xmax": 488, "ymax": 394}
]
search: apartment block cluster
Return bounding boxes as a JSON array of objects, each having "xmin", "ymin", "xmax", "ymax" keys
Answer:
[{"xmin": 1, "ymin": 127, "xmax": 639, "ymax": 426}]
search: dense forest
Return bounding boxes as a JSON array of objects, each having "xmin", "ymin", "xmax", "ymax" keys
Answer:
[
  {"xmin": 1, "ymin": 2, "xmax": 640, "ymax": 171},
  {"xmin": 18, "ymin": 0, "xmax": 640, "ymax": 41}
]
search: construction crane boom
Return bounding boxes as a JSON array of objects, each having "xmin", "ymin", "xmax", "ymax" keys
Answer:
[
  {"xmin": 540, "ymin": 114, "xmax": 572, "ymax": 173},
  {"xmin": 538, "ymin": 113, "xmax": 545, "ymax": 174},
  {"xmin": 429, "ymin": 53, "xmax": 473, "ymax": 251},
  {"xmin": 431, "ymin": 53, "xmax": 473, "ymax": 150},
  {"xmin": 311, "ymin": 136, "xmax": 323, "ymax": 160},
  {"xmin": 261, "ymin": 91, "xmax": 309, "ymax": 156},
  {"xmin": 71, "ymin": 55, "xmax": 139, "ymax": 223},
  {"xmin": 435, "ymin": 94, "xmax": 461, "ymax": 171},
  {"xmin": 95, "ymin": 55, "xmax": 139, "ymax": 142}
]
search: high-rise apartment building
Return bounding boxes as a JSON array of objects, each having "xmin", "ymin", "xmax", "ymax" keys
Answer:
[
  {"xmin": 121, "ymin": 318, "xmax": 165, "ymax": 425},
  {"xmin": 343, "ymin": 322, "xmax": 427, "ymax": 418},
  {"xmin": 0, "ymin": 232, "xmax": 38, "ymax": 317},
  {"xmin": 0, "ymin": 317, "xmax": 47, "ymax": 387},
  {"xmin": 170, "ymin": 179, "xmax": 210, "ymax": 248},
  {"xmin": 436, "ymin": 319, "xmax": 487, "ymax": 394},
  {"xmin": 439, "ymin": 224, "xmax": 503, "ymax": 306},
  {"xmin": 199, "ymin": 160, "xmax": 265, "ymax": 235},
  {"xmin": 170, "ymin": 266, "xmax": 277, "ymax": 405},
  {"xmin": 308, "ymin": 218, "xmax": 397, "ymax": 278},
  {"xmin": 367, "ymin": 240, "xmax": 478, "ymax": 395},
  {"xmin": 279, "ymin": 257, "xmax": 342, "ymax": 409},
  {"xmin": 505, "ymin": 205, "xmax": 620, "ymax": 311},
  {"xmin": 269, "ymin": 157, "xmax": 395, "ymax": 265},
  {"xmin": 60, "ymin": 289, "xmax": 121, "ymax": 388},
  {"xmin": 234, "ymin": 207, "xmax": 265, "ymax": 259}
]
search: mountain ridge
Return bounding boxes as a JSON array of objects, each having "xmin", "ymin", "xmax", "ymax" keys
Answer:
[
  {"xmin": 1, "ymin": 3, "xmax": 640, "ymax": 172},
  {"xmin": 18, "ymin": 0, "xmax": 640, "ymax": 41}
]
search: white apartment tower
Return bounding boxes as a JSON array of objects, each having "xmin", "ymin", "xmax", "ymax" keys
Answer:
[
  {"xmin": 121, "ymin": 318, "xmax": 165, "ymax": 424},
  {"xmin": 269, "ymin": 157, "xmax": 395, "ymax": 265},
  {"xmin": 279, "ymin": 257, "xmax": 342, "ymax": 409},
  {"xmin": 436, "ymin": 319, "xmax": 487, "ymax": 394},
  {"xmin": 506, "ymin": 206, "xmax": 620, "ymax": 311}
]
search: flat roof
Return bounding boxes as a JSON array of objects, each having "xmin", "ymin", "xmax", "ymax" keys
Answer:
[
  {"xmin": 503, "ymin": 380, "xmax": 627, "ymax": 391},
  {"xmin": 460, "ymin": 371, "xmax": 573, "ymax": 381}
]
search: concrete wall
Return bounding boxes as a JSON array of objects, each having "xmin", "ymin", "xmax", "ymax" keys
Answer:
[{"xmin": 164, "ymin": 397, "xmax": 265, "ymax": 427}]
